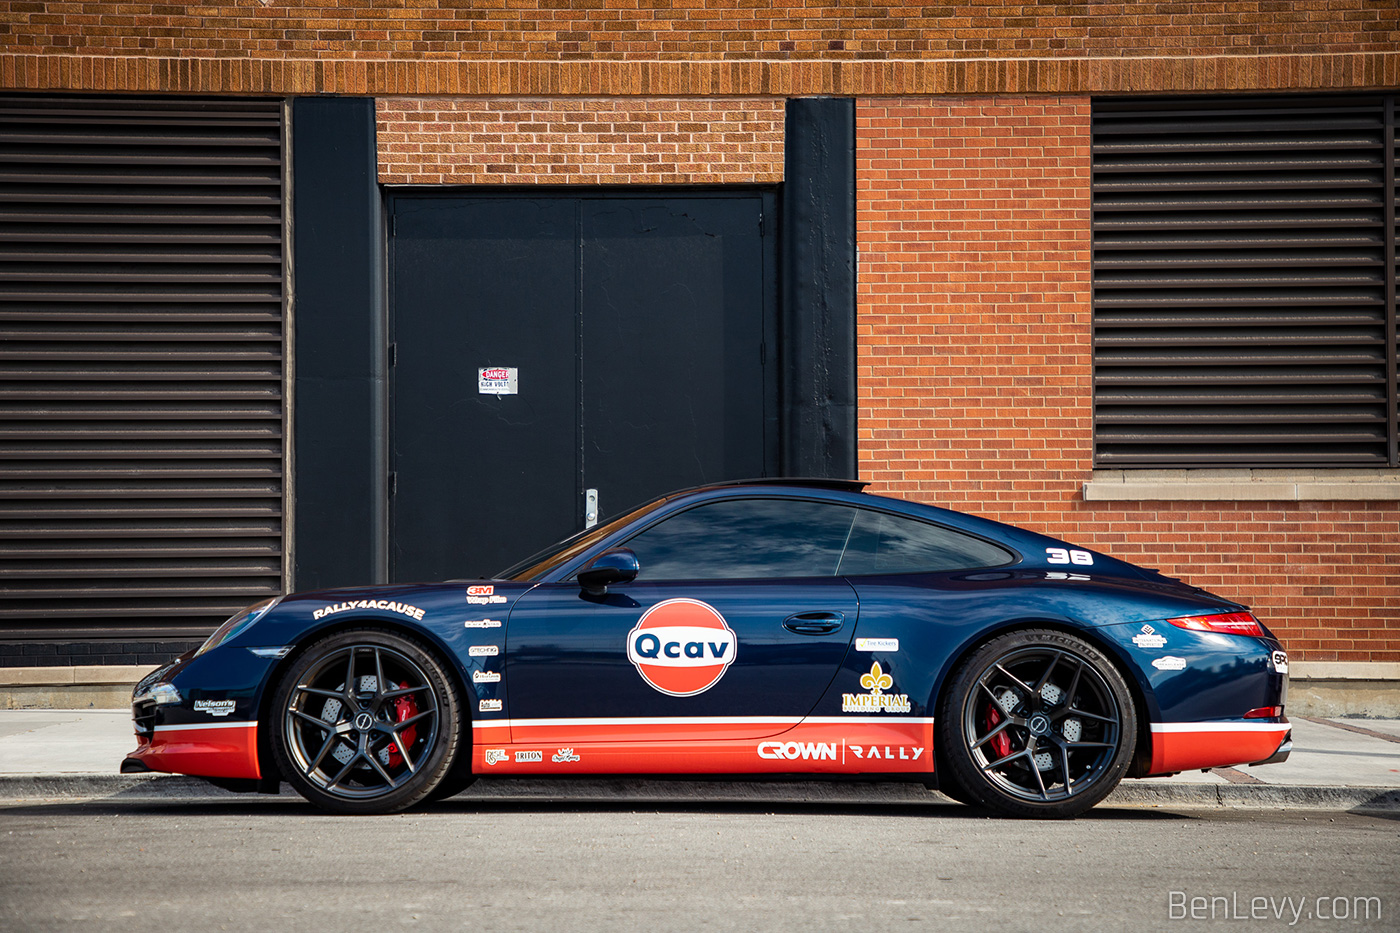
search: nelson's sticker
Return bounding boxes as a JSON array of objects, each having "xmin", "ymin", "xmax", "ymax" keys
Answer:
[{"xmin": 626, "ymin": 598, "xmax": 736, "ymax": 697}]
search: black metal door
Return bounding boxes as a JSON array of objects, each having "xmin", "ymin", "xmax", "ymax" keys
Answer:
[{"xmin": 389, "ymin": 193, "xmax": 776, "ymax": 582}]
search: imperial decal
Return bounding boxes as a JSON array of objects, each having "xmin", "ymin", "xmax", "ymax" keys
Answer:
[
  {"xmin": 312, "ymin": 600, "xmax": 425, "ymax": 621},
  {"xmin": 758, "ymin": 741, "xmax": 837, "ymax": 761},
  {"xmin": 483, "ymin": 749, "xmax": 507, "ymax": 765},
  {"xmin": 842, "ymin": 662, "xmax": 912, "ymax": 714},
  {"xmin": 472, "ymin": 670, "xmax": 502, "ymax": 684},
  {"xmin": 626, "ymin": 598, "xmax": 737, "ymax": 697},
  {"xmin": 1132, "ymin": 624, "xmax": 1168, "ymax": 649},
  {"xmin": 463, "ymin": 619, "xmax": 503, "ymax": 629},
  {"xmin": 468, "ymin": 645, "xmax": 499, "ymax": 657},
  {"xmin": 192, "ymin": 699, "xmax": 236, "ymax": 717}
]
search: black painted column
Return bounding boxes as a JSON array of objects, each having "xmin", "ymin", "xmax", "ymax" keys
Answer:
[
  {"xmin": 290, "ymin": 97, "xmax": 386, "ymax": 590},
  {"xmin": 781, "ymin": 97, "xmax": 857, "ymax": 480}
]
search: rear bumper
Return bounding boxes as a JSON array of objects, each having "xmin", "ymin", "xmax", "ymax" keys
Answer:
[
  {"xmin": 1249, "ymin": 729, "xmax": 1293, "ymax": 767},
  {"xmin": 1147, "ymin": 720, "xmax": 1291, "ymax": 775}
]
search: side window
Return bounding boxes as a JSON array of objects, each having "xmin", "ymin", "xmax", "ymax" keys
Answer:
[
  {"xmin": 838, "ymin": 509, "xmax": 1013, "ymax": 575},
  {"xmin": 622, "ymin": 499, "xmax": 857, "ymax": 581}
]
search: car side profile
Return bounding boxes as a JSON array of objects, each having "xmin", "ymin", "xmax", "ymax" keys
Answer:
[{"xmin": 124, "ymin": 480, "xmax": 1291, "ymax": 818}]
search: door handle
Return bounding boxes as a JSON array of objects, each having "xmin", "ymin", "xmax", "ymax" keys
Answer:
[{"xmin": 782, "ymin": 611, "xmax": 845, "ymax": 635}]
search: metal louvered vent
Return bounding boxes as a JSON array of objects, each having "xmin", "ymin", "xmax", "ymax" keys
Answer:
[
  {"xmin": 0, "ymin": 96, "xmax": 285, "ymax": 642},
  {"xmin": 1093, "ymin": 95, "xmax": 1399, "ymax": 467}
]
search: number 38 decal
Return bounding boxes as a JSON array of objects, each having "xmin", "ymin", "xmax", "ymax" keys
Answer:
[{"xmin": 1046, "ymin": 547, "xmax": 1094, "ymax": 566}]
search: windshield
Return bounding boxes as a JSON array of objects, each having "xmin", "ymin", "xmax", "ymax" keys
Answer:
[{"xmin": 496, "ymin": 495, "xmax": 670, "ymax": 581}]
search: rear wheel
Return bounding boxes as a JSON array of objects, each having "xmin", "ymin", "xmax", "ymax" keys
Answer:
[
  {"xmin": 937, "ymin": 628, "xmax": 1136, "ymax": 818},
  {"xmin": 270, "ymin": 628, "xmax": 461, "ymax": 814}
]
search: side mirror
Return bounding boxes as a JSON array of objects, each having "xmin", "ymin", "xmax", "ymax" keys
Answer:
[{"xmin": 577, "ymin": 547, "xmax": 639, "ymax": 596}]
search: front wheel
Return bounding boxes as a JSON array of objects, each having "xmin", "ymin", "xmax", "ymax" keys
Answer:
[
  {"xmin": 270, "ymin": 628, "xmax": 462, "ymax": 814},
  {"xmin": 937, "ymin": 628, "xmax": 1137, "ymax": 818}
]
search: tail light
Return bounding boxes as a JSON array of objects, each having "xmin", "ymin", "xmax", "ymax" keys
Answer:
[
  {"xmin": 1166, "ymin": 611, "xmax": 1265, "ymax": 637},
  {"xmin": 1244, "ymin": 706, "xmax": 1283, "ymax": 719}
]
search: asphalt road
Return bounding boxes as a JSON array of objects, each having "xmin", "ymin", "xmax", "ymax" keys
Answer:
[{"xmin": 1, "ymin": 793, "xmax": 1397, "ymax": 933}]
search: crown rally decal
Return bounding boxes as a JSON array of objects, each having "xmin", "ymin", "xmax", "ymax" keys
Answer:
[{"xmin": 626, "ymin": 598, "xmax": 736, "ymax": 697}]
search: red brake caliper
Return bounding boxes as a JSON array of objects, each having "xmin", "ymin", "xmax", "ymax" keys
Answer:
[
  {"xmin": 985, "ymin": 704, "xmax": 1011, "ymax": 758},
  {"xmin": 384, "ymin": 682, "xmax": 419, "ymax": 768}
]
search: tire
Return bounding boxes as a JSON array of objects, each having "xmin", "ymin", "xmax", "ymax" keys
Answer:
[
  {"xmin": 270, "ymin": 628, "xmax": 462, "ymax": 814},
  {"xmin": 937, "ymin": 628, "xmax": 1137, "ymax": 819}
]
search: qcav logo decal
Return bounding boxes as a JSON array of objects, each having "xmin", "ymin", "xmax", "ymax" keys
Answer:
[{"xmin": 626, "ymin": 598, "xmax": 736, "ymax": 697}]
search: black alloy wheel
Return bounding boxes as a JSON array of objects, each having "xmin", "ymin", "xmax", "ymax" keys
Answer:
[
  {"xmin": 937, "ymin": 628, "xmax": 1137, "ymax": 818},
  {"xmin": 270, "ymin": 629, "xmax": 462, "ymax": 814}
]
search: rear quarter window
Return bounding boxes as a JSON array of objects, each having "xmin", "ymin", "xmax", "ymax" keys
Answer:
[{"xmin": 837, "ymin": 509, "xmax": 1013, "ymax": 575}]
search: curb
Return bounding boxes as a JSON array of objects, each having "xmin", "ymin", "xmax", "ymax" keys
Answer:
[{"xmin": 2, "ymin": 773, "xmax": 1398, "ymax": 811}]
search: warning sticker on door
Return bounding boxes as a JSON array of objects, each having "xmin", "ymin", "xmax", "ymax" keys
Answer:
[{"xmin": 478, "ymin": 367, "xmax": 519, "ymax": 395}]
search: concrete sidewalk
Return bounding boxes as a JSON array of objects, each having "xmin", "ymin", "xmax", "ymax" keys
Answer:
[{"xmin": 0, "ymin": 709, "xmax": 1397, "ymax": 810}]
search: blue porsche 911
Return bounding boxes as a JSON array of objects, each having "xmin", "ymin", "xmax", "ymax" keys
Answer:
[{"xmin": 124, "ymin": 479, "xmax": 1290, "ymax": 818}]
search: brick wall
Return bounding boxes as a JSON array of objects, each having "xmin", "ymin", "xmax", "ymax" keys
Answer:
[
  {"xmin": 4, "ymin": 2, "xmax": 1399, "ymax": 95},
  {"xmin": 377, "ymin": 98, "xmax": 784, "ymax": 185},
  {"xmin": 856, "ymin": 97, "xmax": 1400, "ymax": 663}
]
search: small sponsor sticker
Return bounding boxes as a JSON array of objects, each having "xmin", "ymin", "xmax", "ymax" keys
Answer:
[
  {"xmin": 193, "ymin": 699, "xmax": 236, "ymax": 717},
  {"xmin": 467, "ymin": 585, "xmax": 494, "ymax": 596},
  {"xmin": 855, "ymin": 638, "xmax": 899, "ymax": 652},
  {"xmin": 1132, "ymin": 624, "xmax": 1168, "ymax": 649},
  {"xmin": 1152, "ymin": 656, "xmax": 1187, "ymax": 671},
  {"xmin": 483, "ymin": 749, "xmax": 507, "ymax": 765},
  {"xmin": 551, "ymin": 748, "xmax": 580, "ymax": 763},
  {"xmin": 841, "ymin": 662, "xmax": 912, "ymax": 714},
  {"xmin": 313, "ymin": 599, "xmax": 425, "ymax": 622},
  {"xmin": 464, "ymin": 619, "xmax": 503, "ymax": 629},
  {"xmin": 468, "ymin": 645, "xmax": 500, "ymax": 657},
  {"xmin": 1271, "ymin": 650, "xmax": 1289, "ymax": 674},
  {"xmin": 479, "ymin": 699, "xmax": 503, "ymax": 712},
  {"xmin": 515, "ymin": 750, "xmax": 543, "ymax": 763},
  {"xmin": 472, "ymin": 670, "xmax": 501, "ymax": 684},
  {"xmin": 467, "ymin": 595, "xmax": 508, "ymax": 605}
]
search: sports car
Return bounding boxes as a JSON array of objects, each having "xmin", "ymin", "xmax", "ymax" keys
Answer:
[{"xmin": 123, "ymin": 479, "xmax": 1291, "ymax": 818}]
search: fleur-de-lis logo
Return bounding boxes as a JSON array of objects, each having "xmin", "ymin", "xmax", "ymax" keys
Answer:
[{"xmin": 860, "ymin": 662, "xmax": 893, "ymax": 695}]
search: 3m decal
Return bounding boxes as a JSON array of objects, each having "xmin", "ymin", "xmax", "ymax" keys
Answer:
[
  {"xmin": 626, "ymin": 598, "xmax": 737, "ymax": 697},
  {"xmin": 1046, "ymin": 548, "xmax": 1094, "ymax": 566},
  {"xmin": 479, "ymin": 699, "xmax": 503, "ymax": 712},
  {"xmin": 515, "ymin": 750, "xmax": 543, "ymax": 763},
  {"xmin": 472, "ymin": 670, "xmax": 501, "ymax": 684},
  {"xmin": 464, "ymin": 619, "xmax": 503, "ymax": 629},
  {"xmin": 312, "ymin": 600, "xmax": 425, "ymax": 622},
  {"xmin": 757, "ymin": 741, "xmax": 837, "ymax": 761},
  {"xmin": 1271, "ymin": 650, "xmax": 1289, "ymax": 675},
  {"xmin": 1132, "ymin": 624, "xmax": 1167, "ymax": 649},
  {"xmin": 465, "ymin": 585, "xmax": 507, "ymax": 605},
  {"xmin": 468, "ymin": 645, "xmax": 500, "ymax": 657},
  {"xmin": 842, "ymin": 662, "xmax": 912, "ymax": 714},
  {"xmin": 855, "ymin": 638, "xmax": 899, "ymax": 652},
  {"xmin": 483, "ymin": 749, "xmax": 507, "ymax": 765},
  {"xmin": 551, "ymin": 748, "xmax": 580, "ymax": 763},
  {"xmin": 849, "ymin": 745, "xmax": 925, "ymax": 761},
  {"xmin": 192, "ymin": 699, "xmax": 236, "ymax": 717},
  {"xmin": 1152, "ymin": 656, "xmax": 1187, "ymax": 671}
]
